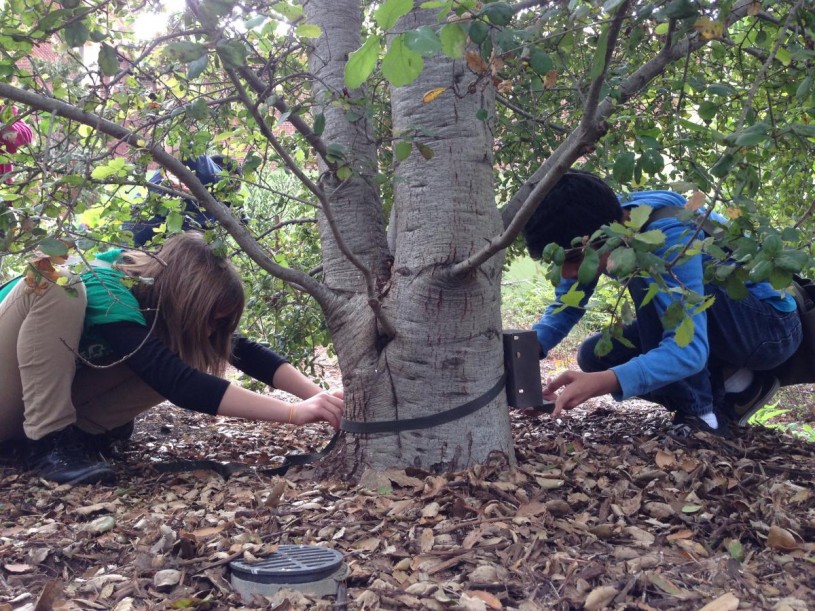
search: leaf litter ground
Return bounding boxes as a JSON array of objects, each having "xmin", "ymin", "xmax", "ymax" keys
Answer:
[{"xmin": 1, "ymin": 350, "xmax": 813, "ymax": 611}]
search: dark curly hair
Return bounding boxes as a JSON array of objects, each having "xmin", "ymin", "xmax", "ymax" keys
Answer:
[{"xmin": 522, "ymin": 170, "xmax": 622, "ymax": 259}]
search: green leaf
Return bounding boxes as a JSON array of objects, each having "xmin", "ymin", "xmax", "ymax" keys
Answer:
[
  {"xmin": 735, "ymin": 122, "xmax": 770, "ymax": 147},
  {"xmin": 469, "ymin": 20, "xmax": 489, "ymax": 45},
  {"xmin": 416, "ymin": 142, "xmax": 434, "ymax": 160},
  {"xmin": 727, "ymin": 539, "xmax": 745, "ymax": 562},
  {"xmin": 681, "ymin": 503, "xmax": 702, "ymax": 514},
  {"xmin": 775, "ymin": 46, "xmax": 791, "ymax": 67},
  {"xmin": 271, "ymin": 1, "xmax": 303, "ymax": 20},
  {"xmin": 98, "ymin": 43, "xmax": 118, "ymax": 76},
  {"xmin": 295, "ymin": 23, "xmax": 322, "ymax": 38},
  {"xmin": 165, "ymin": 41, "xmax": 207, "ymax": 62},
  {"xmin": 661, "ymin": 0, "xmax": 698, "ymax": 19},
  {"xmin": 90, "ymin": 157, "xmax": 126, "ymax": 179},
  {"xmin": 38, "ymin": 237, "xmax": 69, "ymax": 257},
  {"xmin": 374, "ymin": 0, "xmax": 412, "ymax": 31},
  {"xmin": 325, "ymin": 143, "xmax": 346, "ymax": 164},
  {"xmin": 440, "ymin": 23, "xmax": 466, "ymax": 58},
  {"xmin": 187, "ymin": 54, "xmax": 209, "ymax": 79},
  {"xmin": 313, "ymin": 113, "xmax": 325, "ymax": 136},
  {"xmin": 634, "ymin": 229, "xmax": 666, "ymax": 247},
  {"xmin": 62, "ymin": 21, "xmax": 89, "ymax": 47},
  {"xmin": 675, "ymin": 315, "xmax": 694, "ymax": 348},
  {"xmin": 608, "ymin": 247, "xmax": 636, "ymax": 276},
  {"xmin": 166, "ymin": 210, "xmax": 184, "ymax": 233},
  {"xmin": 405, "ymin": 26, "xmax": 441, "ymax": 57},
  {"xmin": 628, "ymin": 204, "xmax": 652, "ymax": 230},
  {"xmin": 640, "ymin": 282, "xmax": 660, "ymax": 307},
  {"xmin": 336, "ymin": 165, "xmax": 352, "ymax": 180},
  {"xmin": 394, "ymin": 141, "xmax": 412, "ymax": 161},
  {"xmin": 589, "ymin": 25, "xmax": 610, "ymax": 81},
  {"xmin": 697, "ymin": 100, "xmax": 718, "ymax": 122},
  {"xmin": 578, "ymin": 248, "xmax": 600, "ymax": 285},
  {"xmin": 480, "ymin": 2, "xmax": 514, "ymax": 26},
  {"xmin": 561, "ymin": 282, "xmax": 585, "ymax": 307},
  {"xmin": 709, "ymin": 154, "xmax": 734, "ymax": 178},
  {"xmin": 344, "ymin": 35, "xmax": 380, "ymax": 89},
  {"xmin": 796, "ymin": 76, "xmax": 812, "ymax": 102},
  {"xmin": 529, "ymin": 48, "xmax": 553, "ymax": 75},
  {"xmin": 603, "ymin": 0, "xmax": 627, "ymax": 12},
  {"xmin": 382, "ymin": 35, "xmax": 423, "ymax": 87},
  {"xmin": 612, "ymin": 151, "xmax": 635, "ymax": 183},
  {"xmin": 216, "ymin": 40, "xmax": 247, "ymax": 68}
]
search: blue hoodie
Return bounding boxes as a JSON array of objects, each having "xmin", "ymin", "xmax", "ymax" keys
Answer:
[{"xmin": 533, "ymin": 190, "xmax": 796, "ymax": 401}]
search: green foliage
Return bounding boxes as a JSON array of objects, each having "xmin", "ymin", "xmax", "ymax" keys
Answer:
[{"xmin": 748, "ymin": 401, "xmax": 815, "ymax": 442}]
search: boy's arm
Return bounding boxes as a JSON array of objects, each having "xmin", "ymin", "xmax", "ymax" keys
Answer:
[
  {"xmin": 533, "ymin": 277, "xmax": 596, "ymax": 357},
  {"xmin": 610, "ymin": 224, "xmax": 709, "ymax": 399}
]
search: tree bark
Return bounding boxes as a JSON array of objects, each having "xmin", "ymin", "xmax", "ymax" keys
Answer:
[{"xmin": 308, "ymin": 1, "xmax": 514, "ymax": 472}]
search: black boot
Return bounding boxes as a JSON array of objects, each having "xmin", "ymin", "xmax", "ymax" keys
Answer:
[
  {"xmin": 76, "ymin": 420, "xmax": 135, "ymax": 457},
  {"xmin": 27, "ymin": 426, "xmax": 116, "ymax": 485}
]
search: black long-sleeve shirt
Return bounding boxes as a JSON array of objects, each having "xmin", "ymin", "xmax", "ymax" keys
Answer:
[{"xmin": 96, "ymin": 322, "xmax": 288, "ymax": 415}]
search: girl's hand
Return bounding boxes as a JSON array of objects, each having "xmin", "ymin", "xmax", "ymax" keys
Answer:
[
  {"xmin": 291, "ymin": 390, "xmax": 344, "ymax": 429},
  {"xmin": 544, "ymin": 370, "xmax": 620, "ymax": 418}
]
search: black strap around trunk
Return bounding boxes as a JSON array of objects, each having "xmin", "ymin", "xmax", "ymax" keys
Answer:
[{"xmin": 150, "ymin": 374, "xmax": 507, "ymax": 479}]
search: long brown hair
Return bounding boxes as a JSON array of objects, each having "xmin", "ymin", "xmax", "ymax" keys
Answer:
[{"xmin": 120, "ymin": 232, "xmax": 245, "ymax": 376}]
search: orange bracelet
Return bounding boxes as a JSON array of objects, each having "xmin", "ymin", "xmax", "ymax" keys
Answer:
[{"xmin": 288, "ymin": 405, "xmax": 294, "ymax": 424}]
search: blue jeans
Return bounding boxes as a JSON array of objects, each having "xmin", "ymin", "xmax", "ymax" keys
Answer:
[{"xmin": 577, "ymin": 280, "xmax": 802, "ymax": 416}]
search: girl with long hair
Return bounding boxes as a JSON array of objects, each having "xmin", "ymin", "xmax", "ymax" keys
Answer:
[{"xmin": 0, "ymin": 232, "xmax": 343, "ymax": 484}]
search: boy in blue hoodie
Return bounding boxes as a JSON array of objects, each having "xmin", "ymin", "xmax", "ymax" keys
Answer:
[{"xmin": 524, "ymin": 171, "xmax": 802, "ymax": 435}]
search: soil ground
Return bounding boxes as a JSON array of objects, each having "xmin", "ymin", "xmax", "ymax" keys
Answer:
[{"xmin": 1, "ymin": 348, "xmax": 813, "ymax": 610}]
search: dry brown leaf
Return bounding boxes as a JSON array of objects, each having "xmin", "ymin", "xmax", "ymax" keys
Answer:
[
  {"xmin": 647, "ymin": 573, "xmax": 688, "ymax": 597},
  {"xmin": 667, "ymin": 529, "xmax": 694, "ymax": 541},
  {"xmin": 767, "ymin": 525, "xmax": 799, "ymax": 551},
  {"xmin": 191, "ymin": 525, "xmax": 225, "ymax": 539},
  {"xmin": 584, "ymin": 585, "xmax": 617, "ymax": 610},
  {"xmin": 464, "ymin": 590, "xmax": 502, "ymax": 610},
  {"xmin": 4, "ymin": 563, "xmax": 33, "ymax": 573},
  {"xmin": 465, "ymin": 50, "xmax": 488, "ymax": 74},
  {"xmin": 687, "ymin": 191, "xmax": 706, "ymax": 211},
  {"xmin": 516, "ymin": 501, "xmax": 547, "ymax": 517},
  {"xmin": 698, "ymin": 592, "xmax": 740, "ymax": 611},
  {"xmin": 420, "ymin": 527, "xmax": 435, "ymax": 553},
  {"xmin": 543, "ymin": 69, "xmax": 558, "ymax": 88}
]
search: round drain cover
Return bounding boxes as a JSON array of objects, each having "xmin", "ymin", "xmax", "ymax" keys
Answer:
[{"xmin": 229, "ymin": 545, "xmax": 344, "ymax": 585}]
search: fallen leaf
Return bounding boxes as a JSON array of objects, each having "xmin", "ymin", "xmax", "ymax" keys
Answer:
[
  {"xmin": 584, "ymin": 585, "xmax": 617, "ymax": 610},
  {"xmin": 698, "ymin": 592, "xmax": 739, "ymax": 611},
  {"xmin": 464, "ymin": 590, "xmax": 502, "ymax": 609},
  {"xmin": 4, "ymin": 563, "xmax": 33, "ymax": 574},
  {"xmin": 767, "ymin": 525, "xmax": 799, "ymax": 551}
]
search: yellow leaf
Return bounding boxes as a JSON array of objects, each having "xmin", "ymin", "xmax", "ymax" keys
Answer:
[
  {"xmin": 725, "ymin": 207, "xmax": 742, "ymax": 219},
  {"xmin": 693, "ymin": 17, "xmax": 724, "ymax": 40},
  {"xmin": 422, "ymin": 87, "xmax": 448, "ymax": 103}
]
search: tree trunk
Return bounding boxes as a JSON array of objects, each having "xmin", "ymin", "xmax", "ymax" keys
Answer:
[{"xmin": 307, "ymin": 0, "xmax": 514, "ymax": 473}]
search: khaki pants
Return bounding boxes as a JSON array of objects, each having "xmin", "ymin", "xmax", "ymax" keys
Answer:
[{"xmin": 0, "ymin": 279, "xmax": 162, "ymax": 441}]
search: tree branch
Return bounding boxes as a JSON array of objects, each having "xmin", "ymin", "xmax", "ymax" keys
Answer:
[{"xmin": 0, "ymin": 82, "xmax": 336, "ymax": 307}]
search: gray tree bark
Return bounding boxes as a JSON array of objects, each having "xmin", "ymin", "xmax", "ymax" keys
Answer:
[{"xmin": 305, "ymin": 0, "xmax": 514, "ymax": 473}]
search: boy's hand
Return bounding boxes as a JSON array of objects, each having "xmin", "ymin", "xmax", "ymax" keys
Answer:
[{"xmin": 544, "ymin": 370, "xmax": 620, "ymax": 417}]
